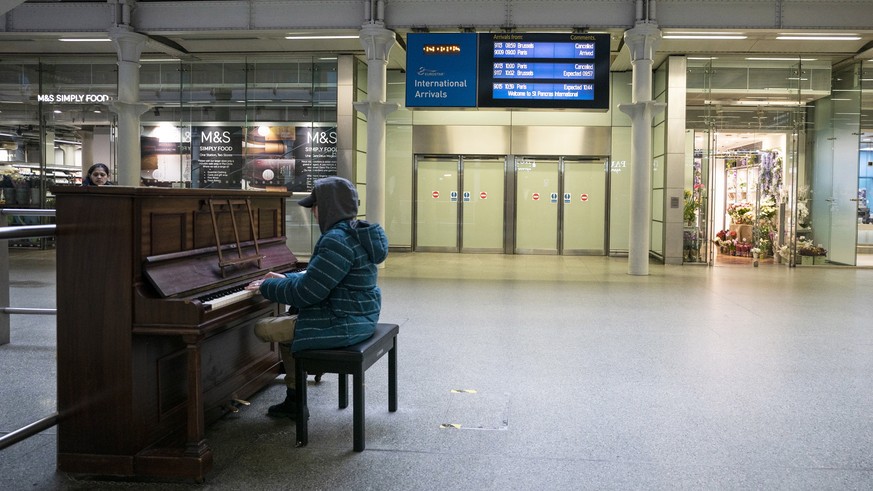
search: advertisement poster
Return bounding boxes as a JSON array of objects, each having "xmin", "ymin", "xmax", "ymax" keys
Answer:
[
  {"xmin": 139, "ymin": 123, "xmax": 337, "ymax": 191},
  {"xmin": 140, "ymin": 132, "xmax": 192, "ymax": 185},
  {"xmin": 293, "ymin": 126, "xmax": 337, "ymax": 191},
  {"xmin": 242, "ymin": 125, "xmax": 337, "ymax": 192},
  {"xmin": 242, "ymin": 125, "xmax": 298, "ymax": 190},
  {"xmin": 191, "ymin": 126, "xmax": 244, "ymax": 188}
]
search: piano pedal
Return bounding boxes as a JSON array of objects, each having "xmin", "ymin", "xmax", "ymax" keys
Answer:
[{"xmin": 223, "ymin": 397, "xmax": 251, "ymax": 414}]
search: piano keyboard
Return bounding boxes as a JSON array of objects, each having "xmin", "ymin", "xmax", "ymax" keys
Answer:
[
  {"xmin": 196, "ymin": 266, "xmax": 307, "ymax": 311},
  {"xmin": 197, "ymin": 285, "xmax": 255, "ymax": 311}
]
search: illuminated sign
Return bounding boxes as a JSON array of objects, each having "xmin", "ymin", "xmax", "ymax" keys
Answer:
[
  {"xmin": 423, "ymin": 44, "xmax": 462, "ymax": 55},
  {"xmin": 36, "ymin": 93, "xmax": 112, "ymax": 103}
]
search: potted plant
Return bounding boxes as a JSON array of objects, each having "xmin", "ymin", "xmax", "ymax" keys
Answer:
[
  {"xmin": 12, "ymin": 173, "xmax": 28, "ymax": 205},
  {"xmin": 683, "ymin": 189, "xmax": 700, "ymax": 226},
  {"xmin": 0, "ymin": 172, "xmax": 14, "ymax": 204}
]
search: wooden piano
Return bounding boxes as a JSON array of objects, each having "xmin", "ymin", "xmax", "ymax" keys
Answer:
[{"xmin": 52, "ymin": 186, "xmax": 304, "ymax": 481}]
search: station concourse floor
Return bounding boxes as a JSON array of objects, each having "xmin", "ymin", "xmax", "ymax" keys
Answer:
[{"xmin": 2, "ymin": 248, "xmax": 873, "ymax": 490}]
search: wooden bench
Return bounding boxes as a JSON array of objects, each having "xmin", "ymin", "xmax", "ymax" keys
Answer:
[{"xmin": 293, "ymin": 322, "xmax": 399, "ymax": 451}]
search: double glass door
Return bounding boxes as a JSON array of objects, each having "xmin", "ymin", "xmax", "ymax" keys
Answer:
[
  {"xmin": 415, "ymin": 155, "xmax": 609, "ymax": 255},
  {"xmin": 415, "ymin": 156, "xmax": 505, "ymax": 253},
  {"xmin": 515, "ymin": 156, "xmax": 608, "ymax": 255}
]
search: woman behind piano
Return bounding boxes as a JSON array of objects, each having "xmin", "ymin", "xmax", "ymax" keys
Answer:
[
  {"xmin": 246, "ymin": 176, "xmax": 389, "ymax": 419},
  {"xmin": 82, "ymin": 163, "xmax": 112, "ymax": 186}
]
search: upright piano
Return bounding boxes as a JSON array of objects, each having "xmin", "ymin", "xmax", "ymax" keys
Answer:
[{"xmin": 52, "ymin": 186, "xmax": 304, "ymax": 481}]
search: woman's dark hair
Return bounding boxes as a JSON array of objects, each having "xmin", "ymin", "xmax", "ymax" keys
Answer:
[{"xmin": 83, "ymin": 163, "xmax": 111, "ymax": 186}]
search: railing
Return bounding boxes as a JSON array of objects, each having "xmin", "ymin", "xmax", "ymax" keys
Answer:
[{"xmin": 0, "ymin": 207, "xmax": 58, "ymax": 450}]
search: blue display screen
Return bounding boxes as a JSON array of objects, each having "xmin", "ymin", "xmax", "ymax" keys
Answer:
[{"xmin": 478, "ymin": 33, "xmax": 610, "ymax": 110}]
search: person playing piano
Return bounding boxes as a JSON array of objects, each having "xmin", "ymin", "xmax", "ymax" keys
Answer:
[{"xmin": 246, "ymin": 176, "xmax": 389, "ymax": 418}]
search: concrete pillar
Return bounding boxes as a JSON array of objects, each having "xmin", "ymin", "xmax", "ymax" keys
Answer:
[
  {"xmin": 354, "ymin": 22, "xmax": 399, "ymax": 228},
  {"xmin": 663, "ymin": 56, "xmax": 688, "ymax": 265},
  {"xmin": 109, "ymin": 26, "xmax": 150, "ymax": 187},
  {"xmin": 618, "ymin": 22, "xmax": 665, "ymax": 276},
  {"xmin": 80, "ymin": 127, "xmax": 94, "ymax": 175}
]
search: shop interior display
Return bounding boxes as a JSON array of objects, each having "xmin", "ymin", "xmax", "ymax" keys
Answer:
[{"xmin": 711, "ymin": 145, "xmax": 787, "ymax": 263}]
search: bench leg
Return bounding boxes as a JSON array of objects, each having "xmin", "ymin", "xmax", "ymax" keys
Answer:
[
  {"xmin": 295, "ymin": 362, "xmax": 308, "ymax": 447},
  {"xmin": 338, "ymin": 373, "xmax": 348, "ymax": 409},
  {"xmin": 388, "ymin": 337, "xmax": 397, "ymax": 412},
  {"xmin": 353, "ymin": 371, "xmax": 365, "ymax": 452}
]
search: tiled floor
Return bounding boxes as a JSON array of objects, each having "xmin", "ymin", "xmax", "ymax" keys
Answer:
[{"xmin": 2, "ymin": 249, "xmax": 873, "ymax": 490}]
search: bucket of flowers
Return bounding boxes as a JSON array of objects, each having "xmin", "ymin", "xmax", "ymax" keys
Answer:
[
  {"xmin": 714, "ymin": 229, "xmax": 738, "ymax": 255},
  {"xmin": 798, "ymin": 239, "xmax": 827, "ymax": 265}
]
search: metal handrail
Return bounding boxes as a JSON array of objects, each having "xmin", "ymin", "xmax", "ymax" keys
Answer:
[
  {"xmin": 0, "ymin": 207, "xmax": 56, "ymax": 239},
  {"xmin": 0, "ymin": 414, "xmax": 59, "ymax": 451},
  {"xmin": 1, "ymin": 207, "xmax": 57, "ymax": 333},
  {"xmin": 0, "ymin": 224, "xmax": 55, "ymax": 240},
  {"xmin": 0, "ymin": 207, "xmax": 59, "ymax": 449}
]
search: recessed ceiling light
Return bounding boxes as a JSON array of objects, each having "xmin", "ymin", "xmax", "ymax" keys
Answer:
[
  {"xmin": 59, "ymin": 38, "xmax": 111, "ymax": 42},
  {"xmin": 776, "ymin": 35, "xmax": 861, "ymax": 41},
  {"xmin": 745, "ymin": 57, "xmax": 818, "ymax": 61},
  {"xmin": 284, "ymin": 35, "xmax": 358, "ymax": 40},
  {"xmin": 663, "ymin": 34, "xmax": 747, "ymax": 40},
  {"xmin": 734, "ymin": 100, "xmax": 804, "ymax": 106}
]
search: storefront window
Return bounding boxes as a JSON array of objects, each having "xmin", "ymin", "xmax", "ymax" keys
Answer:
[
  {"xmin": 0, "ymin": 59, "xmax": 116, "ymax": 208},
  {"xmin": 686, "ymin": 56, "xmax": 830, "ymax": 266},
  {"xmin": 138, "ymin": 57, "xmax": 338, "ymax": 190}
]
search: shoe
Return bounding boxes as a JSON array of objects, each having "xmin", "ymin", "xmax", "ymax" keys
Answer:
[{"xmin": 267, "ymin": 388, "xmax": 309, "ymax": 420}]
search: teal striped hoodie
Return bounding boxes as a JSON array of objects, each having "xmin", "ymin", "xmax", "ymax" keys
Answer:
[{"xmin": 260, "ymin": 219, "xmax": 388, "ymax": 352}]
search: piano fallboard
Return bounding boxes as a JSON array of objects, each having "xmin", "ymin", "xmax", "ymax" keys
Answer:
[{"xmin": 135, "ymin": 240, "xmax": 301, "ymax": 332}]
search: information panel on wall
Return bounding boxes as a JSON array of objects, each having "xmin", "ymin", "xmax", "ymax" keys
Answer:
[
  {"xmin": 476, "ymin": 33, "xmax": 610, "ymax": 110},
  {"xmin": 406, "ymin": 33, "xmax": 478, "ymax": 108}
]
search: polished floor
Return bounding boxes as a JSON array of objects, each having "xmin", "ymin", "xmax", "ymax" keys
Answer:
[{"xmin": 2, "ymin": 248, "xmax": 873, "ymax": 490}]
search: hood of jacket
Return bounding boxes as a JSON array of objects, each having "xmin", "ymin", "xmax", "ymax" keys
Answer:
[
  {"xmin": 302, "ymin": 176, "xmax": 359, "ymax": 233},
  {"xmin": 339, "ymin": 220, "xmax": 389, "ymax": 264}
]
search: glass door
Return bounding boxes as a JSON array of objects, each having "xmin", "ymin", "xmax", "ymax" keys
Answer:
[
  {"xmin": 562, "ymin": 158, "xmax": 608, "ymax": 254},
  {"xmin": 828, "ymin": 63, "xmax": 861, "ymax": 265},
  {"xmin": 515, "ymin": 156, "xmax": 609, "ymax": 255},
  {"xmin": 415, "ymin": 156, "xmax": 459, "ymax": 252},
  {"xmin": 461, "ymin": 157, "xmax": 505, "ymax": 253},
  {"xmin": 515, "ymin": 157, "xmax": 560, "ymax": 254}
]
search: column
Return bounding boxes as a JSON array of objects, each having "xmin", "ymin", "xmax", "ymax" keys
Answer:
[
  {"xmin": 80, "ymin": 127, "xmax": 94, "ymax": 176},
  {"xmin": 354, "ymin": 22, "xmax": 399, "ymax": 228},
  {"xmin": 618, "ymin": 22, "xmax": 665, "ymax": 276},
  {"xmin": 109, "ymin": 26, "xmax": 150, "ymax": 187}
]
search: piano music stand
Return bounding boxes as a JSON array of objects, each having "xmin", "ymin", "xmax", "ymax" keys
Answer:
[{"xmin": 208, "ymin": 198, "xmax": 264, "ymax": 277}]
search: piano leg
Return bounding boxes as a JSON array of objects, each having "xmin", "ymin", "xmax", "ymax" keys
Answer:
[
  {"xmin": 184, "ymin": 339, "xmax": 210, "ymax": 458},
  {"xmin": 295, "ymin": 362, "xmax": 308, "ymax": 447}
]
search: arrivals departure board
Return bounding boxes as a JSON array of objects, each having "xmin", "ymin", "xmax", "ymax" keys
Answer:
[{"xmin": 477, "ymin": 33, "xmax": 610, "ymax": 109}]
